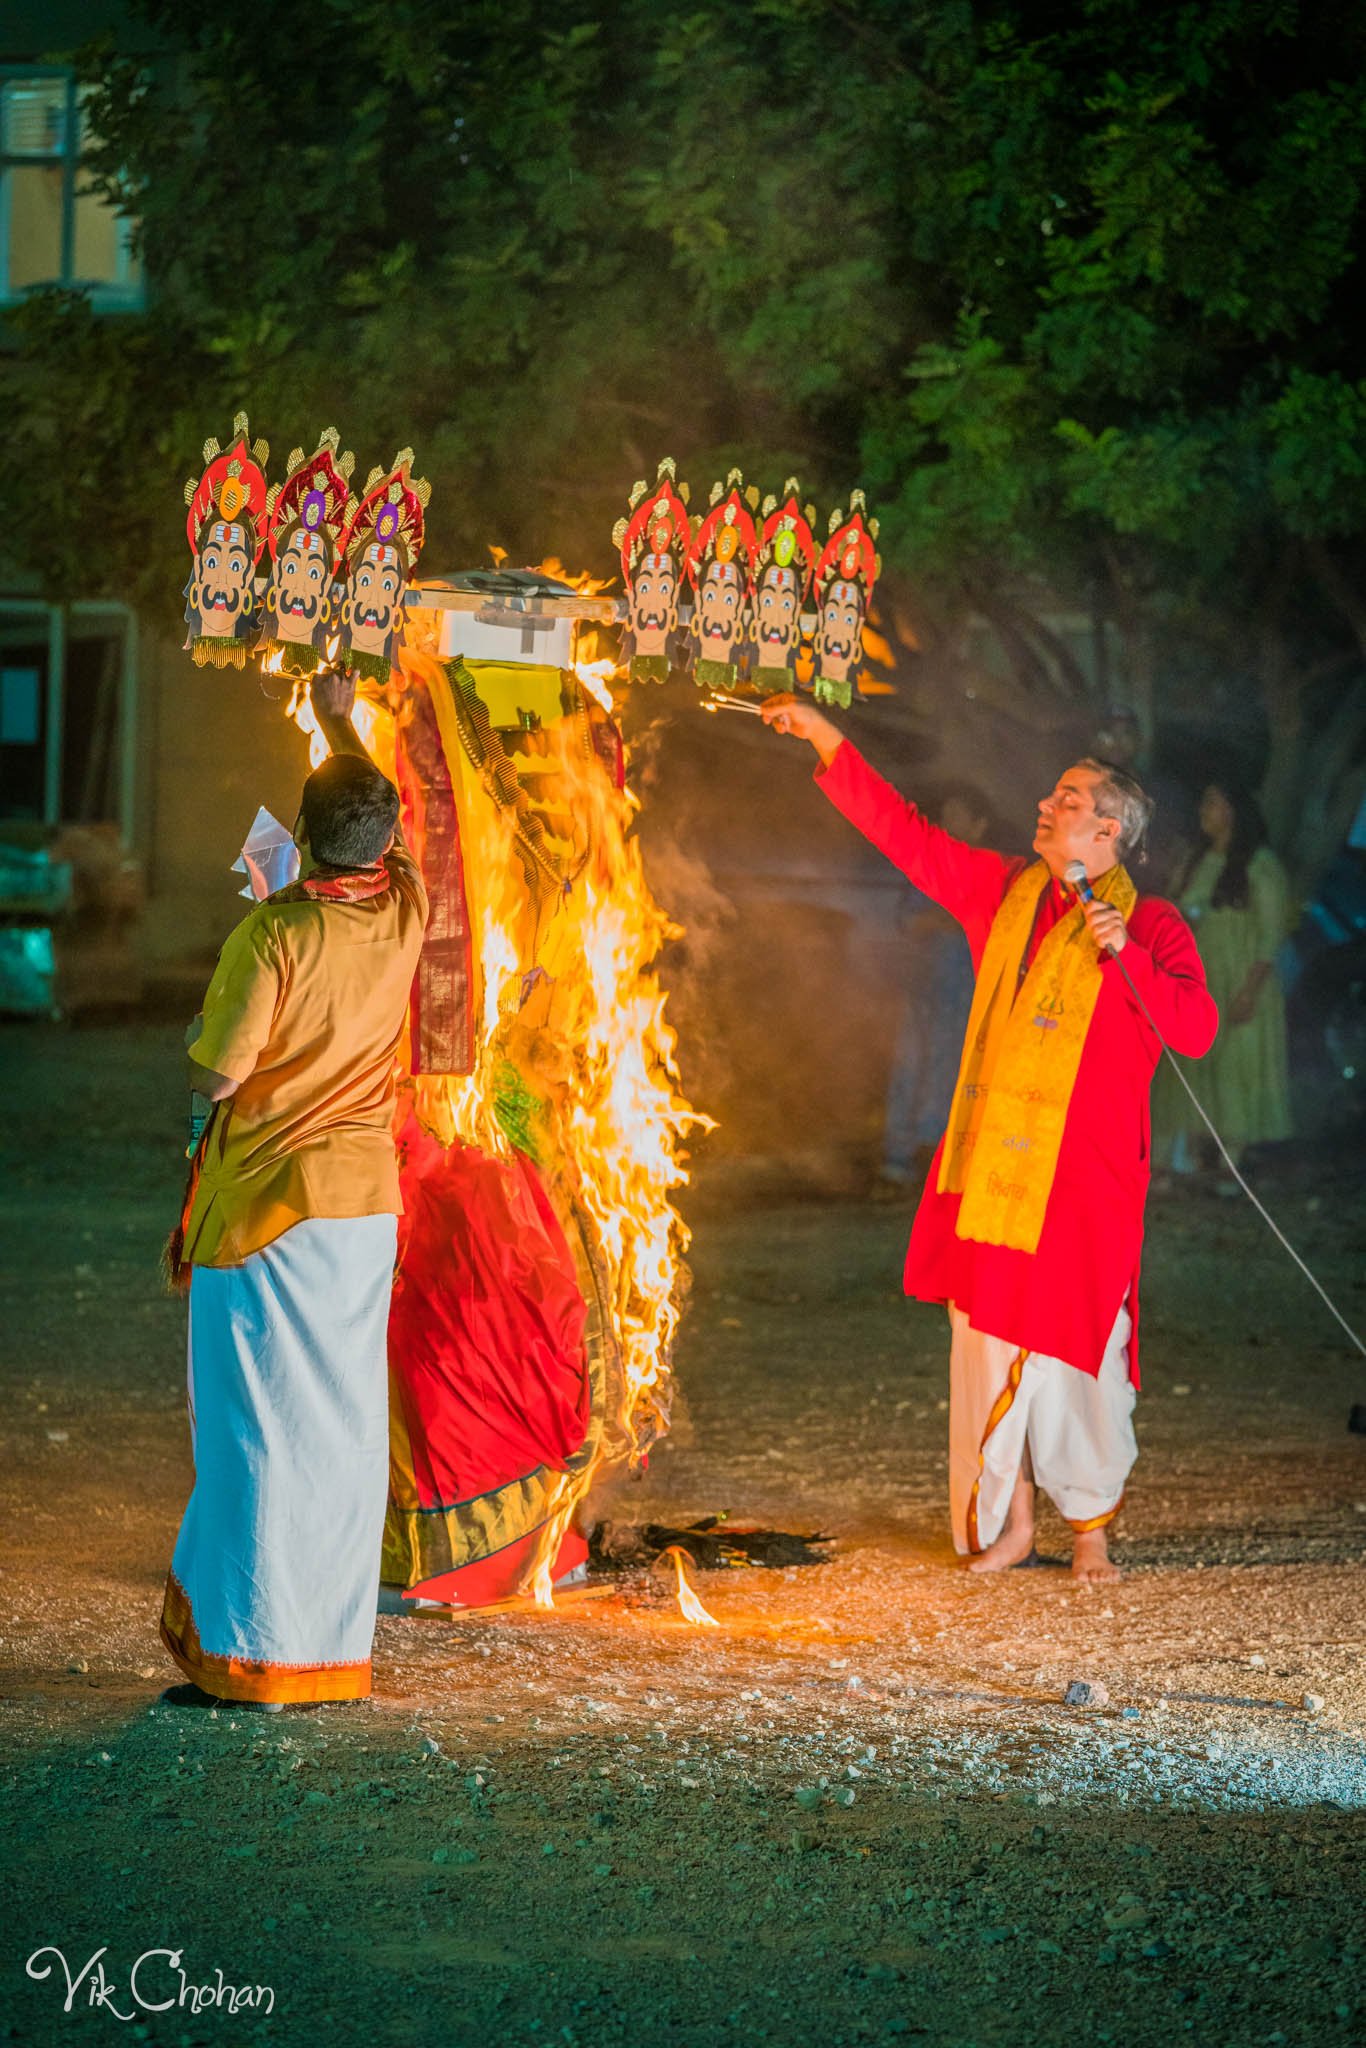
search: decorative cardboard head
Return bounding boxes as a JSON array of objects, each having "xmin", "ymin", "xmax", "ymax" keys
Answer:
[
  {"xmin": 183, "ymin": 414, "xmax": 270, "ymax": 667},
  {"xmin": 612, "ymin": 458, "xmax": 692, "ymax": 678},
  {"xmin": 687, "ymin": 471, "xmax": 759, "ymax": 681},
  {"xmin": 812, "ymin": 492, "xmax": 880, "ymax": 706},
  {"xmin": 752, "ymin": 482, "xmax": 816, "ymax": 684},
  {"xmin": 260, "ymin": 429, "xmax": 354, "ymax": 663},
  {"xmin": 337, "ymin": 450, "xmax": 431, "ymax": 679}
]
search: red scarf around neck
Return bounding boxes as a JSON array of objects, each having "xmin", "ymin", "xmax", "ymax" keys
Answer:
[{"xmin": 270, "ymin": 863, "xmax": 391, "ymax": 905}]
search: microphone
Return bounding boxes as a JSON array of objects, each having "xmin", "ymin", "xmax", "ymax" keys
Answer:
[{"xmin": 1064, "ymin": 859, "xmax": 1115, "ymax": 954}]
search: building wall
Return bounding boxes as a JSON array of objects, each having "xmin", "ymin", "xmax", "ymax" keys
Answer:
[{"xmin": 137, "ymin": 628, "xmax": 312, "ymax": 967}]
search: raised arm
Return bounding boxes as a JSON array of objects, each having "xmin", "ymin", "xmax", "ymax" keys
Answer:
[
  {"xmin": 311, "ymin": 665, "xmax": 375, "ymax": 763},
  {"xmin": 309, "ymin": 666, "xmax": 417, "ymax": 875},
  {"xmin": 760, "ymin": 694, "xmax": 1018, "ymax": 937}
]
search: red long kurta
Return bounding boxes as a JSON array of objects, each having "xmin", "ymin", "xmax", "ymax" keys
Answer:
[{"xmin": 818, "ymin": 742, "xmax": 1219, "ymax": 1382}]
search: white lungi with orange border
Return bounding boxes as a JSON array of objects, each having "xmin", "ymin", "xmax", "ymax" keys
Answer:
[
  {"xmin": 948, "ymin": 1301, "xmax": 1136, "ymax": 1554},
  {"xmin": 161, "ymin": 1213, "xmax": 395, "ymax": 1703}
]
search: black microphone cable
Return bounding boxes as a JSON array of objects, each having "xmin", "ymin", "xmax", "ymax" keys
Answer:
[{"xmin": 1063, "ymin": 859, "xmax": 1365, "ymax": 1361}]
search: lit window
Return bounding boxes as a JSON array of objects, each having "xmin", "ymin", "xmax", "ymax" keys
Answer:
[{"xmin": 0, "ymin": 69, "xmax": 143, "ymax": 307}]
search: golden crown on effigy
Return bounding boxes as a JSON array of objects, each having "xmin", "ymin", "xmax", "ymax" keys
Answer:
[{"xmin": 182, "ymin": 413, "xmax": 271, "ymax": 669}]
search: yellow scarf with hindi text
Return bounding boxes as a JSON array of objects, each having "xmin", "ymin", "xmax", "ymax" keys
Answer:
[{"xmin": 937, "ymin": 860, "xmax": 1136, "ymax": 1253}]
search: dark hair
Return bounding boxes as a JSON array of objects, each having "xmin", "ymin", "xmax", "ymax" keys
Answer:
[
  {"xmin": 1205, "ymin": 779, "xmax": 1268, "ymax": 909},
  {"xmin": 300, "ymin": 755, "xmax": 399, "ymax": 868}
]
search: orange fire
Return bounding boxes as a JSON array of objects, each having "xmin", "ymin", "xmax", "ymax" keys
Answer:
[
  {"xmin": 509, "ymin": 705, "xmax": 707, "ymax": 1604},
  {"xmin": 855, "ymin": 615, "xmax": 897, "ymax": 698},
  {"xmin": 279, "ymin": 584, "xmax": 706, "ymax": 1615},
  {"xmin": 663, "ymin": 1545, "xmax": 719, "ymax": 1627},
  {"xmin": 532, "ymin": 554, "xmax": 614, "ymax": 600},
  {"xmin": 573, "ymin": 657, "xmax": 616, "ymax": 713}
]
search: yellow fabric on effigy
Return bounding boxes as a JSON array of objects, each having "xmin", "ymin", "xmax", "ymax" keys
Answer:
[{"xmin": 378, "ymin": 649, "xmax": 622, "ymax": 1600}]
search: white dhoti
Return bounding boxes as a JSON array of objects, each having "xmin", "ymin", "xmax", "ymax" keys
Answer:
[
  {"xmin": 161, "ymin": 1214, "xmax": 396, "ymax": 1703},
  {"xmin": 948, "ymin": 1301, "xmax": 1136, "ymax": 1554}
]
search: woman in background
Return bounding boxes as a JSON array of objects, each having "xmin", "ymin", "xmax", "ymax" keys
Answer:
[{"xmin": 1155, "ymin": 777, "xmax": 1293, "ymax": 1182}]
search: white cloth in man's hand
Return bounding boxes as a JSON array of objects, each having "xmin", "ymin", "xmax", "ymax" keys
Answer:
[{"xmin": 232, "ymin": 806, "xmax": 300, "ymax": 901}]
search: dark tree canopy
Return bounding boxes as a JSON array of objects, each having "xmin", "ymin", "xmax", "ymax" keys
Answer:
[{"xmin": 5, "ymin": 0, "xmax": 1365, "ymax": 873}]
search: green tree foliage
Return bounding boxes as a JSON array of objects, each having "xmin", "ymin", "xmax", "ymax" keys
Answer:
[{"xmin": 5, "ymin": 0, "xmax": 1364, "ymax": 872}]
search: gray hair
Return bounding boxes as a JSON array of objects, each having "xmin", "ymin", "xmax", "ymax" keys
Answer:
[{"xmin": 1075, "ymin": 756, "xmax": 1154, "ymax": 862}]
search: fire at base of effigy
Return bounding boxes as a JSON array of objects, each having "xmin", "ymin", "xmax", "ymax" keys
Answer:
[{"xmin": 277, "ymin": 583, "xmax": 705, "ymax": 1620}]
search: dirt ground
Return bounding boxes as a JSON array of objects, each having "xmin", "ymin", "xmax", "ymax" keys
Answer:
[{"xmin": 1, "ymin": 1021, "xmax": 1364, "ymax": 2048}]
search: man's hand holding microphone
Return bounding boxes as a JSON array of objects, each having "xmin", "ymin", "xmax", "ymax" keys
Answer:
[{"xmin": 1064, "ymin": 860, "xmax": 1129, "ymax": 955}]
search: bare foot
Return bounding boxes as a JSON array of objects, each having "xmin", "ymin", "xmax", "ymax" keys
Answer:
[
  {"xmin": 1071, "ymin": 1527, "xmax": 1122, "ymax": 1581},
  {"xmin": 967, "ymin": 1469, "xmax": 1036, "ymax": 1572},
  {"xmin": 967, "ymin": 1519, "xmax": 1038, "ymax": 1571}
]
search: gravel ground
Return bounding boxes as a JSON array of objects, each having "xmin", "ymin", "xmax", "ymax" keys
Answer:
[{"xmin": 1, "ymin": 1022, "xmax": 1364, "ymax": 2048}]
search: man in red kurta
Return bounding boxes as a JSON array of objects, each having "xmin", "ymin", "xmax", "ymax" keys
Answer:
[{"xmin": 762, "ymin": 696, "xmax": 1218, "ymax": 1579}]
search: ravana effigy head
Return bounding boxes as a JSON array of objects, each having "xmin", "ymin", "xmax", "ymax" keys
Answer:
[
  {"xmin": 686, "ymin": 471, "xmax": 760, "ymax": 685},
  {"xmin": 336, "ymin": 451, "xmax": 431, "ymax": 679},
  {"xmin": 260, "ymin": 430, "xmax": 355, "ymax": 664},
  {"xmin": 752, "ymin": 482, "xmax": 816, "ymax": 686},
  {"xmin": 183, "ymin": 414, "xmax": 270, "ymax": 667},
  {"xmin": 613, "ymin": 458, "xmax": 693, "ymax": 677},
  {"xmin": 811, "ymin": 492, "xmax": 880, "ymax": 708}
]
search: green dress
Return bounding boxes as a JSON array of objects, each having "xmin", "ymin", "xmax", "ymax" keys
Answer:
[{"xmin": 1153, "ymin": 845, "xmax": 1293, "ymax": 1152}]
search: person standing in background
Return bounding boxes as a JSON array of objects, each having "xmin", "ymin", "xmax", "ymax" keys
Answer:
[{"xmin": 1154, "ymin": 777, "xmax": 1293, "ymax": 1186}]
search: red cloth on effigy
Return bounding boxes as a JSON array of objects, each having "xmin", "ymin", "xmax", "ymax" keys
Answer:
[
  {"xmin": 385, "ymin": 1120, "xmax": 593, "ymax": 1602},
  {"xmin": 391, "ymin": 1127, "xmax": 591, "ymax": 1495},
  {"xmin": 817, "ymin": 741, "xmax": 1218, "ymax": 1382},
  {"xmin": 395, "ymin": 684, "xmax": 477, "ymax": 1077}
]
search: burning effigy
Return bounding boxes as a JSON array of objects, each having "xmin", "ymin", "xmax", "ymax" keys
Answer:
[
  {"xmin": 288, "ymin": 578, "xmax": 700, "ymax": 1611},
  {"xmin": 179, "ymin": 418, "xmax": 877, "ymax": 1619}
]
